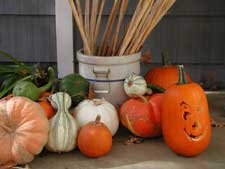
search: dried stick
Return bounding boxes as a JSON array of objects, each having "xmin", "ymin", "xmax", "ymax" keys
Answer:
[
  {"xmin": 97, "ymin": 0, "xmax": 120, "ymax": 56},
  {"xmin": 117, "ymin": 0, "xmax": 143, "ymax": 55},
  {"xmin": 134, "ymin": 0, "xmax": 176, "ymax": 52},
  {"xmin": 125, "ymin": 0, "xmax": 154, "ymax": 54},
  {"xmin": 90, "ymin": 0, "xmax": 99, "ymax": 53},
  {"xmin": 118, "ymin": 0, "xmax": 151, "ymax": 56},
  {"xmin": 114, "ymin": 20, "xmax": 131, "ymax": 55},
  {"xmin": 151, "ymin": 0, "xmax": 176, "ymax": 31},
  {"xmin": 94, "ymin": 0, "xmax": 105, "ymax": 54},
  {"xmin": 107, "ymin": 0, "xmax": 128, "ymax": 56},
  {"xmin": 75, "ymin": 0, "xmax": 83, "ymax": 27},
  {"xmin": 69, "ymin": 0, "xmax": 91, "ymax": 55},
  {"xmin": 85, "ymin": 0, "xmax": 90, "ymax": 45},
  {"xmin": 129, "ymin": 0, "xmax": 168, "ymax": 53}
]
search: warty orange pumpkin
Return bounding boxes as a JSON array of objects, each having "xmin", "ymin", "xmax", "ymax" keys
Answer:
[
  {"xmin": 0, "ymin": 96, "xmax": 49, "ymax": 168},
  {"xmin": 161, "ymin": 65, "xmax": 211, "ymax": 156},
  {"xmin": 120, "ymin": 95, "xmax": 162, "ymax": 138}
]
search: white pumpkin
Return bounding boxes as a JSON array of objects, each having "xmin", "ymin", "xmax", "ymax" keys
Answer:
[
  {"xmin": 74, "ymin": 99, "xmax": 119, "ymax": 136},
  {"xmin": 124, "ymin": 73, "xmax": 148, "ymax": 97},
  {"xmin": 46, "ymin": 92, "xmax": 78, "ymax": 153}
]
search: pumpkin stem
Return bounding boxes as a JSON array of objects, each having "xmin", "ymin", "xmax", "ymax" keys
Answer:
[
  {"xmin": 147, "ymin": 83, "xmax": 165, "ymax": 93},
  {"xmin": 162, "ymin": 52, "xmax": 171, "ymax": 66},
  {"xmin": 93, "ymin": 99, "xmax": 103, "ymax": 106},
  {"xmin": 128, "ymin": 80, "xmax": 133, "ymax": 87},
  {"xmin": 95, "ymin": 115, "xmax": 101, "ymax": 123},
  {"xmin": 136, "ymin": 95, "xmax": 148, "ymax": 103},
  {"xmin": 0, "ymin": 122, "xmax": 13, "ymax": 133},
  {"xmin": 177, "ymin": 65, "xmax": 188, "ymax": 85}
]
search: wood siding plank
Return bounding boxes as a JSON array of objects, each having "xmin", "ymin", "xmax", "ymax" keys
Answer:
[
  {"xmin": 77, "ymin": 0, "xmax": 225, "ymax": 16},
  {"xmin": 0, "ymin": 0, "xmax": 55, "ymax": 15},
  {"xmin": 0, "ymin": 16, "xmax": 56, "ymax": 62}
]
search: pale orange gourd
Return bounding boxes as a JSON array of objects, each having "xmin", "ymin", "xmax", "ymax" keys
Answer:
[{"xmin": 0, "ymin": 97, "xmax": 49, "ymax": 168}]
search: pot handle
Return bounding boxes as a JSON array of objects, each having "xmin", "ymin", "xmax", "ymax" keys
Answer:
[{"xmin": 93, "ymin": 68, "xmax": 111, "ymax": 94}]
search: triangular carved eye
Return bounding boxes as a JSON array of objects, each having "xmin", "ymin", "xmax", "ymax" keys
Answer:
[{"xmin": 183, "ymin": 111, "xmax": 190, "ymax": 120}]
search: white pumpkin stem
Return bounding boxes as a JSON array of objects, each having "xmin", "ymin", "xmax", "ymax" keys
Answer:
[
  {"xmin": 128, "ymin": 80, "xmax": 133, "ymax": 87},
  {"xmin": 93, "ymin": 99, "xmax": 103, "ymax": 106},
  {"xmin": 95, "ymin": 115, "xmax": 101, "ymax": 123}
]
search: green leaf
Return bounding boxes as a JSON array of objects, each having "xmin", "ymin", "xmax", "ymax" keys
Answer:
[{"xmin": 0, "ymin": 50, "xmax": 22, "ymax": 66}]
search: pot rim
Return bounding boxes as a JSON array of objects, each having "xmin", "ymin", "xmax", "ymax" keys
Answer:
[{"xmin": 76, "ymin": 49, "xmax": 141, "ymax": 65}]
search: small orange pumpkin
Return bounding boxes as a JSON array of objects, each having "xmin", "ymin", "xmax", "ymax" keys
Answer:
[
  {"xmin": 39, "ymin": 91, "xmax": 52, "ymax": 98},
  {"xmin": 145, "ymin": 53, "xmax": 191, "ymax": 89},
  {"xmin": 78, "ymin": 115, "xmax": 112, "ymax": 158},
  {"xmin": 0, "ymin": 96, "xmax": 49, "ymax": 167},
  {"xmin": 38, "ymin": 99, "xmax": 55, "ymax": 119},
  {"xmin": 161, "ymin": 65, "xmax": 211, "ymax": 156}
]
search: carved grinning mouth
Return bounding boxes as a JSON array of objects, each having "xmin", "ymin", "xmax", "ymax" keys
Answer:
[{"xmin": 184, "ymin": 127, "xmax": 204, "ymax": 140}]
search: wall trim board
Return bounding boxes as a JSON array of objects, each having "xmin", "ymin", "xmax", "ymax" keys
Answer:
[{"xmin": 55, "ymin": 0, "xmax": 74, "ymax": 78}]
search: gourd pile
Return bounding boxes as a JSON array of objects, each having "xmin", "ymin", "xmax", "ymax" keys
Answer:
[
  {"xmin": 0, "ymin": 51, "xmax": 212, "ymax": 168},
  {"xmin": 0, "ymin": 0, "xmax": 212, "ymax": 166}
]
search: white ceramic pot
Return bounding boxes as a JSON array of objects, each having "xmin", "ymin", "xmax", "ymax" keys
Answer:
[{"xmin": 77, "ymin": 50, "xmax": 141, "ymax": 106}]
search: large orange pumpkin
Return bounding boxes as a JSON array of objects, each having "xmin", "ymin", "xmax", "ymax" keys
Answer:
[
  {"xmin": 145, "ymin": 53, "xmax": 191, "ymax": 89},
  {"xmin": 78, "ymin": 115, "xmax": 112, "ymax": 158},
  {"xmin": 161, "ymin": 65, "xmax": 211, "ymax": 157},
  {"xmin": 0, "ymin": 97, "xmax": 49, "ymax": 167}
]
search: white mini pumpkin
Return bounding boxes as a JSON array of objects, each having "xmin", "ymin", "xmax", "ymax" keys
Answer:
[
  {"xmin": 124, "ymin": 73, "xmax": 148, "ymax": 97},
  {"xmin": 73, "ymin": 99, "xmax": 119, "ymax": 136}
]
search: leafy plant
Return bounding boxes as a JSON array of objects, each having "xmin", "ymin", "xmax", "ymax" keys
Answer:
[{"xmin": 0, "ymin": 50, "xmax": 52, "ymax": 99}]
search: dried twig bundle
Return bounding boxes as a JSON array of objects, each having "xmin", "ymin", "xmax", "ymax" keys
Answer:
[{"xmin": 68, "ymin": 0, "xmax": 176, "ymax": 56}]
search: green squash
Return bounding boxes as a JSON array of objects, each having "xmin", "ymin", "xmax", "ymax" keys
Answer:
[
  {"xmin": 59, "ymin": 74, "xmax": 89, "ymax": 105},
  {"xmin": 13, "ymin": 67, "xmax": 55, "ymax": 101}
]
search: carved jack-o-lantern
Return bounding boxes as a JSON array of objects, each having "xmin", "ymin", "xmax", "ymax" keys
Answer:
[{"xmin": 161, "ymin": 65, "xmax": 211, "ymax": 157}]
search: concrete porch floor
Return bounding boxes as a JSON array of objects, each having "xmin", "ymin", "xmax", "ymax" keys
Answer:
[{"xmin": 30, "ymin": 93, "xmax": 225, "ymax": 169}]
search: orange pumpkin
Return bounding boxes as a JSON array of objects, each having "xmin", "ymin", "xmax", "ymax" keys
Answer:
[
  {"xmin": 161, "ymin": 65, "xmax": 211, "ymax": 156},
  {"xmin": 120, "ymin": 96, "xmax": 161, "ymax": 138},
  {"xmin": 38, "ymin": 99, "xmax": 55, "ymax": 119},
  {"xmin": 78, "ymin": 115, "xmax": 112, "ymax": 158},
  {"xmin": 145, "ymin": 53, "xmax": 191, "ymax": 89},
  {"xmin": 0, "ymin": 97, "xmax": 49, "ymax": 167},
  {"xmin": 39, "ymin": 91, "xmax": 52, "ymax": 98},
  {"xmin": 148, "ymin": 93, "xmax": 164, "ymax": 128},
  {"xmin": 0, "ymin": 94, "xmax": 13, "ymax": 101}
]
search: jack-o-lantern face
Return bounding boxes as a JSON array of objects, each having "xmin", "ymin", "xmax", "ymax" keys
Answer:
[
  {"xmin": 181, "ymin": 101, "xmax": 205, "ymax": 140},
  {"xmin": 161, "ymin": 65, "xmax": 211, "ymax": 157}
]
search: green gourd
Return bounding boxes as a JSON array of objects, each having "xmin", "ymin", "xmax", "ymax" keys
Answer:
[
  {"xmin": 13, "ymin": 67, "xmax": 55, "ymax": 101},
  {"xmin": 59, "ymin": 74, "xmax": 89, "ymax": 105}
]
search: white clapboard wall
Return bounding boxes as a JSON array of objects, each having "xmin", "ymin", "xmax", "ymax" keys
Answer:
[{"xmin": 0, "ymin": 0, "xmax": 224, "ymax": 85}]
